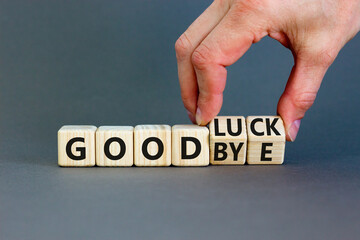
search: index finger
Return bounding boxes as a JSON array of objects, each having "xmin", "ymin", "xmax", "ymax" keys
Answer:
[{"xmin": 175, "ymin": 0, "xmax": 230, "ymax": 119}]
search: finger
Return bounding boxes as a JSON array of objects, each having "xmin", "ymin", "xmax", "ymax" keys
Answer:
[
  {"xmin": 175, "ymin": 0, "xmax": 230, "ymax": 120},
  {"xmin": 277, "ymin": 56, "xmax": 332, "ymax": 141},
  {"xmin": 192, "ymin": 5, "xmax": 268, "ymax": 125}
]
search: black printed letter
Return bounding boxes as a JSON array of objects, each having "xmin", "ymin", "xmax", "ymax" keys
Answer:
[
  {"xmin": 104, "ymin": 137, "xmax": 126, "ymax": 160},
  {"xmin": 181, "ymin": 137, "xmax": 201, "ymax": 159},
  {"xmin": 266, "ymin": 118, "xmax": 280, "ymax": 136},
  {"xmin": 229, "ymin": 142, "xmax": 244, "ymax": 161},
  {"xmin": 66, "ymin": 137, "xmax": 85, "ymax": 160},
  {"xmin": 142, "ymin": 137, "xmax": 164, "ymax": 160},
  {"xmin": 214, "ymin": 118, "xmax": 226, "ymax": 136},
  {"xmin": 261, "ymin": 143, "xmax": 273, "ymax": 161},
  {"xmin": 214, "ymin": 142, "xmax": 227, "ymax": 161},
  {"xmin": 250, "ymin": 118, "xmax": 264, "ymax": 136},
  {"xmin": 227, "ymin": 118, "xmax": 242, "ymax": 136}
]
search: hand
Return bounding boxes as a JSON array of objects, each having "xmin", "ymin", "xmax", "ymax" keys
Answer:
[{"xmin": 175, "ymin": 0, "xmax": 360, "ymax": 141}]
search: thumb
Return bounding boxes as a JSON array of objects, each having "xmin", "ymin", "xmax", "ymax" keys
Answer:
[{"xmin": 277, "ymin": 55, "xmax": 333, "ymax": 141}]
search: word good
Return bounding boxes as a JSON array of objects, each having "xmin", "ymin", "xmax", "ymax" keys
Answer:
[{"xmin": 58, "ymin": 116, "xmax": 285, "ymax": 167}]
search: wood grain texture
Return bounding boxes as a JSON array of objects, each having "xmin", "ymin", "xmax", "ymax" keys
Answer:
[
  {"xmin": 58, "ymin": 125, "xmax": 97, "ymax": 167},
  {"xmin": 246, "ymin": 116, "xmax": 285, "ymax": 164},
  {"xmin": 172, "ymin": 125, "xmax": 209, "ymax": 166},
  {"xmin": 96, "ymin": 126, "xmax": 133, "ymax": 167},
  {"xmin": 209, "ymin": 116, "xmax": 247, "ymax": 165},
  {"xmin": 134, "ymin": 125, "xmax": 171, "ymax": 167}
]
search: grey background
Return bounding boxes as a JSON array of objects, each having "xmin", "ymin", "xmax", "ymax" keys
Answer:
[{"xmin": 0, "ymin": 0, "xmax": 359, "ymax": 239}]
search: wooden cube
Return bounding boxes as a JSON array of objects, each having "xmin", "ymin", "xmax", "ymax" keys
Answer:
[
  {"xmin": 172, "ymin": 125, "xmax": 209, "ymax": 166},
  {"xmin": 246, "ymin": 116, "xmax": 285, "ymax": 164},
  {"xmin": 134, "ymin": 125, "xmax": 171, "ymax": 166},
  {"xmin": 209, "ymin": 116, "xmax": 247, "ymax": 165},
  {"xmin": 96, "ymin": 126, "xmax": 134, "ymax": 167},
  {"xmin": 58, "ymin": 125, "xmax": 97, "ymax": 167}
]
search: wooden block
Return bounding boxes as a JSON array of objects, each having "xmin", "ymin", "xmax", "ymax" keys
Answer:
[
  {"xmin": 96, "ymin": 126, "xmax": 134, "ymax": 167},
  {"xmin": 172, "ymin": 125, "xmax": 209, "ymax": 166},
  {"xmin": 209, "ymin": 116, "xmax": 247, "ymax": 165},
  {"xmin": 134, "ymin": 125, "xmax": 171, "ymax": 166},
  {"xmin": 58, "ymin": 125, "xmax": 97, "ymax": 167},
  {"xmin": 246, "ymin": 116, "xmax": 285, "ymax": 164}
]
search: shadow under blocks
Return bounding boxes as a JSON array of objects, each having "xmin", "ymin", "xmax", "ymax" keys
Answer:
[{"xmin": 57, "ymin": 116, "xmax": 286, "ymax": 167}]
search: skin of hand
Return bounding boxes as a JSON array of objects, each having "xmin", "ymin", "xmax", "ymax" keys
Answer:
[{"xmin": 175, "ymin": 0, "xmax": 360, "ymax": 141}]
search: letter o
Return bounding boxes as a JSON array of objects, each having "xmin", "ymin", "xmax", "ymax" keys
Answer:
[
  {"xmin": 142, "ymin": 137, "xmax": 164, "ymax": 160},
  {"xmin": 104, "ymin": 137, "xmax": 126, "ymax": 160}
]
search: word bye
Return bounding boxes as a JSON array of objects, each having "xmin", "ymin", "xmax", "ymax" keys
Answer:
[{"xmin": 58, "ymin": 116, "xmax": 285, "ymax": 167}]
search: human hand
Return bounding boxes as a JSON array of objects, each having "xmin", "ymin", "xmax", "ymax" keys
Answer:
[{"xmin": 175, "ymin": 0, "xmax": 360, "ymax": 141}]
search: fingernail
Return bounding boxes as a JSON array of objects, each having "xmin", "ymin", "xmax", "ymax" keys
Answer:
[
  {"xmin": 187, "ymin": 110, "xmax": 196, "ymax": 123},
  {"xmin": 288, "ymin": 119, "xmax": 301, "ymax": 142},
  {"xmin": 195, "ymin": 108, "xmax": 202, "ymax": 125}
]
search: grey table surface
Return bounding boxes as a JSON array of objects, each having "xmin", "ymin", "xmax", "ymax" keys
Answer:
[{"xmin": 0, "ymin": 1, "xmax": 359, "ymax": 239}]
